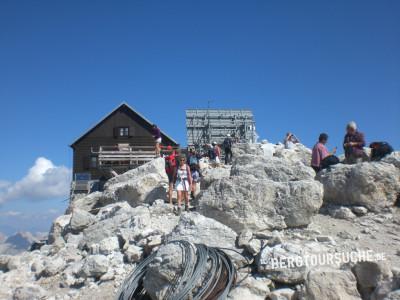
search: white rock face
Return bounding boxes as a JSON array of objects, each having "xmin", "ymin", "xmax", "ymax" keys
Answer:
[
  {"xmin": 304, "ymin": 268, "xmax": 361, "ymax": 300},
  {"xmin": 230, "ymin": 154, "xmax": 315, "ymax": 182},
  {"xmin": 200, "ymin": 165, "xmax": 231, "ymax": 189},
  {"xmin": 167, "ymin": 212, "xmax": 237, "ymax": 248},
  {"xmin": 12, "ymin": 283, "xmax": 48, "ymax": 300},
  {"xmin": 48, "ymin": 214, "xmax": 71, "ymax": 245},
  {"xmin": 317, "ymin": 162, "xmax": 400, "ymax": 212},
  {"xmin": 274, "ymin": 143, "xmax": 312, "ymax": 166},
  {"xmin": 81, "ymin": 255, "xmax": 109, "ymax": 278},
  {"xmin": 257, "ymin": 241, "xmax": 330, "ymax": 284},
  {"xmin": 69, "ymin": 209, "xmax": 95, "ymax": 232},
  {"xmin": 198, "ymin": 175, "xmax": 323, "ymax": 232}
]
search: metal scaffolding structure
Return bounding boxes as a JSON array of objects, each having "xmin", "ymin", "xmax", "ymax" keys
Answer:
[{"xmin": 186, "ymin": 109, "xmax": 257, "ymax": 147}]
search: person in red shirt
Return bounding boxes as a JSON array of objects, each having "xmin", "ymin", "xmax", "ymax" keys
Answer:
[{"xmin": 311, "ymin": 133, "xmax": 337, "ymax": 173}]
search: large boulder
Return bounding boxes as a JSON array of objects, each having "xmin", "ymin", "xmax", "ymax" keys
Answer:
[
  {"xmin": 197, "ymin": 176, "xmax": 323, "ymax": 232},
  {"xmin": 166, "ymin": 212, "xmax": 237, "ymax": 248},
  {"xmin": 69, "ymin": 208, "xmax": 95, "ymax": 233},
  {"xmin": 274, "ymin": 143, "xmax": 312, "ymax": 166},
  {"xmin": 12, "ymin": 284, "xmax": 48, "ymax": 300},
  {"xmin": 231, "ymin": 154, "xmax": 315, "ymax": 181},
  {"xmin": 382, "ymin": 152, "xmax": 400, "ymax": 169},
  {"xmin": 257, "ymin": 241, "xmax": 330, "ymax": 284},
  {"xmin": 317, "ymin": 162, "xmax": 400, "ymax": 212},
  {"xmin": 304, "ymin": 268, "xmax": 361, "ymax": 300},
  {"xmin": 200, "ymin": 165, "xmax": 231, "ymax": 189},
  {"xmin": 352, "ymin": 261, "xmax": 393, "ymax": 299},
  {"xmin": 232, "ymin": 143, "xmax": 264, "ymax": 157},
  {"xmin": 48, "ymin": 214, "xmax": 71, "ymax": 245},
  {"xmin": 105, "ymin": 157, "xmax": 167, "ymax": 187},
  {"xmin": 66, "ymin": 192, "xmax": 106, "ymax": 214},
  {"xmin": 79, "ymin": 201, "xmax": 179, "ymax": 251}
]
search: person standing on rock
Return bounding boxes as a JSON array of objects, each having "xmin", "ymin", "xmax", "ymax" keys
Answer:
[
  {"xmin": 223, "ymin": 134, "xmax": 233, "ymax": 164},
  {"xmin": 343, "ymin": 121, "xmax": 367, "ymax": 164},
  {"xmin": 173, "ymin": 155, "xmax": 192, "ymax": 213},
  {"xmin": 152, "ymin": 124, "xmax": 162, "ymax": 157},
  {"xmin": 311, "ymin": 133, "xmax": 337, "ymax": 173},
  {"xmin": 212, "ymin": 142, "xmax": 221, "ymax": 166},
  {"xmin": 165, "ymin": 146, "xmax": 177, "ymax": 205}
]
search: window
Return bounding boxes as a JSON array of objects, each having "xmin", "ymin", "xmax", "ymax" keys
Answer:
[
  {"xmin": 118, "ymin": 127, "xmax": 129, "ymax": 137},
  {"xmin": 90, "ymin": 156, "xmax": 97, "ymax": 168}
]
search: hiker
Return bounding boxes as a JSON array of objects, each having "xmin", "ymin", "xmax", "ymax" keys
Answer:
[
  {"xmin": 187, "ymin": 148, "xmax": 202, "ymax": 199},
  {"xmin": 311, "ymin": 133, "xmax": 338, "ymax": 173},
  {"xmin": 152, "ymin": 124, "xmax": 162, "ymax": 157},
  {"xmin": 284, "ymin": 132, "xmax": 300, "ymax": 149},
  {"xmin": 165, "ymin": 146, "xmax": 177, "ymax": 205},
  {"xmin": 370, "ymin": 142, "xmax": 393, "ymax": 161},
  {"xmin": 212, "ymin": 142, "xmax": 221, "ymax": 166},
  {"xmin": 173, "ymin": 155, "xmax": 192, "ymax": 213},
  {"xmin": 343, "ymin": 121, "xmax": 367, "ymax": 164},
  {"xmin": 223, "ymin": 134, "xmax": 233, "ymax": 164}
]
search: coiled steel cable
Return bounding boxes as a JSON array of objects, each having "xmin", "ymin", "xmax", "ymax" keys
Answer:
[{"xmin": 116, "ymin": 240, "xmax": 237, "ymax": 300}]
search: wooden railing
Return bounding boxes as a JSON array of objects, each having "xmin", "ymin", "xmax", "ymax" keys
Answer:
[{"xmin": 91, "ymin": 144, "xmax": 179, "ymax": 168}]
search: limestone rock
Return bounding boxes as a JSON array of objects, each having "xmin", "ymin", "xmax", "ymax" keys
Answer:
[
  {"xmin": 274, "ymin": 143, "xmax": 312, "ymax": 166},
  {"xmin": 70, "ymin": 208, "xmax": 95, "ymax": 233},
  {"xmin": 200, "ymin": 165, "xmax": 231, "ymax": 189},
  {"xmin": 317, "ymin": 162, "xmax": 400, "ymax": 212},
  {"xmin": 304, "ymin": 268, "xmax": 361, "ymax": 300},
  {"xmin": 124, "ymin": 245, "xmax": 143, "ymax": 263},
  {"xmin": 48, "ymin": 214, "xmax": 71, "ymax": 244},
  {"xmin": 266, "ymin": 288, "xmax": 296, "ymax": 300},
  {"xmin": 12, "ymin": 284, "xmax": 48, "ymax": 300},
  {"xmin": 198, "ymin": 176, "xmax": 323, "ymax": 232},
  {"xmin": 81, "ymin": 255, "xmax": 109, "ymax": 278},
  {"xmin": 257, "ymin": 241, "xmax": 330, "ymax": 284},
  {"xmin": 231, "ymin": 154, "xmax": 315, "ymax": 182},
  {"xmin": 167, "ymin": 212, "xmax": 237, "ymax": 249}
]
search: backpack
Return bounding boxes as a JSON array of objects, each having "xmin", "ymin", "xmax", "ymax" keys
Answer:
[
  {"xmin": 208, "ymin": 148, "xmax": 216, "ymax": 160},
  {"xmin": 370, "ymin": 142, "xmax": 393, "ymax": 161},
  {"xmin": 189, "ymin": 155, "xmax": 198, "ymax": 166},
  {"xmin": 223, "ymin": 138, "xmax": 232, "ymax": 149},
  {"xmin": 165, "ymin": 154, "xmax": 176, "ymax": 172},
  {"xmin": 321, "ymin": 155, "xmax": 340, "ymax": 170}
]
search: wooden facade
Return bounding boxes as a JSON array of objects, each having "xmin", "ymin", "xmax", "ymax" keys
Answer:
[{"xmin": 70, "ymin": 103, "xmax": 178, "ymax": 181}]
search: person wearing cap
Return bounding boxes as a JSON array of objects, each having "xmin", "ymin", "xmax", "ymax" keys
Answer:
[
  {"xmin": 311, "ymin": 133, "xmax": 337, "ymax": 173},
  {"xmin": 223, "ymin": 134, "xmax": 233, "ymax": 164},
  {"xmin": 343, "ymin": 121, "xmax": 366, "ymax": 164}
]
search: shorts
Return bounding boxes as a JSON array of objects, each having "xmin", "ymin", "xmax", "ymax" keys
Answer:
[
  {"xmin": 175, "ymin": 180, "xmax": 190, "ymax": 191},
  {"xmin": 155, "ymin": 137, "xmax": 162, "ymax": 144},
  {"xmin": 167, "ymin": 173, "xmax": 174, "ymax": 184}
]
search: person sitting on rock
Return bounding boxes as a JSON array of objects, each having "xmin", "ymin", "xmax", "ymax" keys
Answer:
[
  {"xmin": 311, "ymin": 133, "xmax": 337, "ymax": 173},
  {"xmin": 173, "ymin": 155, "xmax": 192, "ymax": 213},
  {"xmin": 343, "ymin": 121, "xmax": 367, "ymax": 164},
  {"xmin": 284, "ymin": 132, "xmax": 300, "ymax": 149}
]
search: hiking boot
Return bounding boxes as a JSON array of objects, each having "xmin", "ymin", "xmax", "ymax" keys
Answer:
[{"xmin": 185, "ymin": 204, "xmax": 189, "ymax": 212}]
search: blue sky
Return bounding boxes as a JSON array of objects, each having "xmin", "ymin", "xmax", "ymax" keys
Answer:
[{"xmin": 0, "ymin": 0, "xmax": 399, "ymax": 235}]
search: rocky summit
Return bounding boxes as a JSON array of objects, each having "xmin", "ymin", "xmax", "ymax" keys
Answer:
[{"xmin": 0, "ymin": 142, "xmax": 399, "ymax": 300}]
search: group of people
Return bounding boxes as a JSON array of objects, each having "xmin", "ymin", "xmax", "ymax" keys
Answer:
[
  {"xmin": 311, "ymin": 121, "xmax": 393, "ymax": 172},
  {"xmin": 160, "ymin": 134, "xmax": 235, "ymax": 213}
]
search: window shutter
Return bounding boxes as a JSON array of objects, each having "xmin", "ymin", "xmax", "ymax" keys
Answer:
[{"xmin": 113, "ymin": 127, "xmax": 119, "ymax": 138}]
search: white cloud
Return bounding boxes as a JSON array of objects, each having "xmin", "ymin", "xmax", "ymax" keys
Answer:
[
  {"xmin": 0, "ymin": 157, "xmax": 71, "ymax": 204},
  {"xmin": 0, "ymin": 210, "xmax": 22, "ymax": 217}
]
